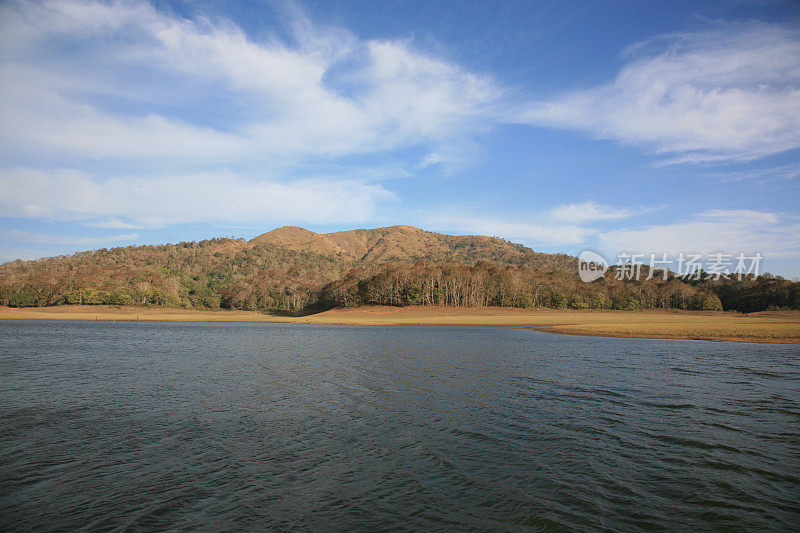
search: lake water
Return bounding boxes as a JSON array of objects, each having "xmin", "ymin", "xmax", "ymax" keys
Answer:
[{"xmin": 1, "ymin": 320, "xmax": 799, "ymax": 531}]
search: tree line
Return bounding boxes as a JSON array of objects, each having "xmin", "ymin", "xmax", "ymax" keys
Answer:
[{"xmin": 319, "ymin": 260, "xmax": 729, "ymax": 311}]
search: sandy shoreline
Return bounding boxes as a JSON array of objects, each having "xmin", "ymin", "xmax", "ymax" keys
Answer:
[{"xmin": 1, "ymin": 305, "xmax": 799, "ymax": 344}]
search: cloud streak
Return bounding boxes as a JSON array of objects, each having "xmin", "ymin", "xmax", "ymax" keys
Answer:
[
  {"xmin": 421, "ymin": 210, "xmax": 597, "ymax": 246},
  {"xmin": 0, "ymin": 229, "xmax": 138, "ymax": 246},
  {"xmin": 598, "ymin": 209, "xmax": 800, "ymax": 258},
  {"xmin": 549, "ymin": 201, "xmax": 652, "ymax": 224},
  {"xmin": 517, "ymin": 22, "xmax": 800, "ymax": 163},
  {"xmin": 0, "ymin": 168, "xmax": 393, "ymax": 228}
]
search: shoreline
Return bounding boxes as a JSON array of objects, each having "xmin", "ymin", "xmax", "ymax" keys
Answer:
[
  {"xmin": 1, "ymin": 305, "xmax": 799, "ymax": 344},
  {"xmin": 523, "ymin": 326, "xmax": 800, "ymax": 344}
]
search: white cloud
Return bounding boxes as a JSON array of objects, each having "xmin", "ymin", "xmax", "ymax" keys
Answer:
[
  {"xmin": 424, "ymin": 207, "xmax": 800, "ymax": 268},
  {"xmin": 363, "ymin": 40, "xmax": 500, "ymax": 140},
  {"xmin": 420, "ymin": 201, "xmax": 658, "ymax": 247},
  {"xmin": 700, "ymin": 209, "xmax": 778, "ymax": 225},
  {"xmin": 0, "ymin": 79, "xmax": 246, "ymax": 160},
  {"xmin": 598, "ymin": 209, "xmax": 800, "ymax": 258},
  {"xmin": 700, "ymin": 163, "xmax": 800, "ymax": 183},
  {"xmin": 549, "ymin": 201, "xmax": 650, "ymax": 224},
  {"xmin": 517, "ymin": 22, "xmax": 800, "ymax": 163},
  {"xmin": 0, "ymin": 229, "xmax": 138, "ymax": 246},
  {"xmin": 0, "ymin": 0, "xmax": 503, "ymax": 164},
  {"xmin": 82, "ymin": 218, "xmax": 147, "ymax": 230},
  {"xmin": 0, "ymin": 168, "xmax": 394, "ymax": 228}
]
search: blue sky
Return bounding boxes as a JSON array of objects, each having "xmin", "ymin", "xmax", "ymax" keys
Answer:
[{"xmin": 1, "ymin": 0, "xmax": 799, "ymax": 276}]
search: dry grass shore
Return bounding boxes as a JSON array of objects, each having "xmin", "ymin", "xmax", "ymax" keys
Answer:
[{"xmin": 1, "ymin": 305, "xmax": 799, "ymax": 344}]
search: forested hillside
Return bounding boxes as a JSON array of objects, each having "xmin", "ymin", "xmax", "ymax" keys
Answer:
[{"xmin": 1, "ymin": 225, "xmax": 797, "ymax": 313}]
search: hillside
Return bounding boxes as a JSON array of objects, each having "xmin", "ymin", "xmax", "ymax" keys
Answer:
[
  {"xmin": 1, "ymin": 225, "xmax": 797, "ymax": 313},
  {"xmin": 250, "ymin": 225, "xmax": 569, "ymax": 266},
  {"xmin": 250, "ymin": 226, "xmax": 351, "ymax": 258}
]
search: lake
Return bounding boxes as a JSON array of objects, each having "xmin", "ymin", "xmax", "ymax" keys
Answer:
[{"xmin": 1, "ymin": 320, "xmax": 799, "ymax": 531}]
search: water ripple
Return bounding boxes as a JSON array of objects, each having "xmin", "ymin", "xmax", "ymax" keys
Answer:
[{"xmin": 1, "ymin": 321, "xmax": 799, "ymax": 531}]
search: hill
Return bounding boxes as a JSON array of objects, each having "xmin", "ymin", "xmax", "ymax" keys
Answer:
[
  {"xmin": 0, "ymin": 225, "xmax": 573, "ymax": 310},
  {"xmin": 0, "ymin": 225, "xmax": 797, "ymax": 313}
]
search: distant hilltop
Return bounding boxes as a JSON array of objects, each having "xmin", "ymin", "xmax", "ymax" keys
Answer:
[{"xmin": 248, "ymin": 224, "xmax": 568, "ymax": 266}]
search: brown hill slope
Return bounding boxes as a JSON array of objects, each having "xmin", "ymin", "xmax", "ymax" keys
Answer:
[
  {"xmin": 250, "ymin": 226, "xmax": 352, "ymax": 258},
  {"xmin": 250, "ymin": 225, "xmax": 557, "ymax": 266},
  {"xmin": 325, "ymin": 225, "xmax": 426, "ymax": 261}
]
